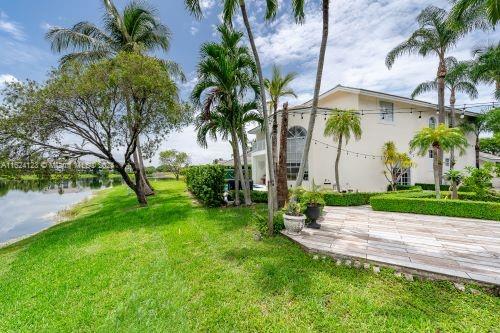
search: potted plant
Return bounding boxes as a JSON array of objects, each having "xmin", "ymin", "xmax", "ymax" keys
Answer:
[
  {"xmin": 282, "ymin": 200, "xmax": 306, "ymax": 235},
  {"xmin": 302, "ymin": 182, "xmax": 325, "ymax": 229}
]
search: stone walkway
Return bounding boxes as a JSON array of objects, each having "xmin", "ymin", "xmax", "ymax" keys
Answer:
[{"xmin": 284, "ymin": 206, "xmax": 500, "ymax": 286}]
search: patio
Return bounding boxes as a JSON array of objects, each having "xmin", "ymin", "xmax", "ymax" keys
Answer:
[{"xmin": 284, "ymin": 206, "xmax": 500, "ymax": 286}]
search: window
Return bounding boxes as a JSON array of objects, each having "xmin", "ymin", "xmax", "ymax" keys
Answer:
[
  {"xmin": 428, "ymin": 150, "xmax": 434, "ymax": 158},
  {"xmin": 395, "ymin": 167, "xmax": 411, "ymax": 186},
  {"xmin": 429, "ymin": 117, "xmax": 436, "ymax": 129},
  {"xmin": 379, "ymin": 101, "xmax": 394, "ymax": 121},
  {"xmin": 286, "ymin": 126, "xmax": 308, "ymax": 181},
  {"xmin": 448, "ymin": 114, "xmax": 453, "ymax": 128},
  {"xmin": 445, "ymin": 158, "xmax": 450, "ymax": 166}
]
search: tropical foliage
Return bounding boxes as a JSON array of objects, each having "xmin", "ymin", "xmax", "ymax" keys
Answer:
[
  {"xmin": 381, "ymin": 141, "xmax": 414, "ymax": 192},
  {"xmin": 324, "ymin": 110, "xmax": 362, "ymax": 192},
  {"xmin": 409, "ymin": 124, "xmax": 468, "ymax": 198}
]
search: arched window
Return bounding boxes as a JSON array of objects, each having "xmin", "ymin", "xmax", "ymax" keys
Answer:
[
  {"xmin": 429, "ymin": 117, "xmax": 436, "ymax": 129},
  {"xmin": 286, "ymin": 126, "xmax": 308, "ymax": 180}
]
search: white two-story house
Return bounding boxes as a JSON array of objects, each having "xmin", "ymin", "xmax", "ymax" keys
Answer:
[{"xmin": 249, "ymin": 85, "xmax": 478, "ymax": 192}]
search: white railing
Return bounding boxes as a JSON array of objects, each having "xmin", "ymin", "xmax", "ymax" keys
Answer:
[{"xmin": 251, "ymin": 140, "xmax": 265, "ymax": 152}]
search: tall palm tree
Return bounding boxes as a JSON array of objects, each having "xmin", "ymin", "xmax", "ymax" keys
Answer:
[
  {"xmin": 386, "ymin": 6, "xmax": 464, "ymax": 184},
  {"xmin": 277, "ymin": 102, "xmax": 290, "ymax": 208},
  {"xmin": 324, "ymin": 110, "xmax": 362, "ymax": 192},
  {"xmin": 411, "ymin": 56, "xmax": 478, "ymax": 169},
  {"xmin": 470, "ymin": 43, "xmax": 500, "ymax": 100},
  {"xmin": 296, "ymin": 0, "xmax": 330, "ymax": 187},
  {"xmin": 459, "ymin": 112, "xmax": 491, "ymax": 168},
  {"xmin": 264, "ymin": 65, "xmax": 297, "ymax": 205},
  {"xmin": 449, "ymin": 0, "xmax": 500, "ymax": 28},
  {"xmin": 410, "ymin": 124, "xmax": 468, "ymax": 198},
  {"xmin": 46, "ymin": 0, "xmax": 184, "ymax": 196},
  {"xmin": 185, "ymin": 0, "xmax": 306, "ymax": 231},
  {"xmin": 386, "ymin": 6, "xmax": 463, "ymax": 125},
  {"xmin": 191, "ymin": 25, "xmax": 258, "ymax": 206}
]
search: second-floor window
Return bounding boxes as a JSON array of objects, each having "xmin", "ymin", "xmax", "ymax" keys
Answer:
[
  {"xmin": 429, "ymin": 117, "xmax": 436, "ymax": 129},
  {"xmin": 379, "ymin": 101, "xmax": 394, "ymax": 121}
]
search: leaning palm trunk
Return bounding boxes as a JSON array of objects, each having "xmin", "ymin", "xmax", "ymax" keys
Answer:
[
  {"xmin": 296, "ymin": 0, "xmax": 329, "ymax": 187},
  {"xmin": 277, "ymin": 103, "xmax": 289, "ymax": 208},
  {"xmin": 334, "ymin": 134, "xmax": 342, "ymax": 192},
  {"xmin": 239, "ymin": 128, "xmax": 252, "ymax": 205},
  {"xmin": 433, "ymin": 145, "xmax": 441, "ymax": 199},
  {"xmin": 239, "ymin": 0, "xmax": 276, "ymax": 233}
]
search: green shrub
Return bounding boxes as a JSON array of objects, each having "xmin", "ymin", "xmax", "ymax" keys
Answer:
[
  {"xmin": 414, "ymin": 183, "xmax": 476, "ymax": 192},
  {"xmin": 185, "ymin": 165, "xmax": 225, "ymax": 207},
  {"xmin": 323, "ymin": 192, "xmax": 376, "ymax": 206},
  {"xmin": 228, "ymin": 190, "xmax": 268, "ymax": 203},
  {"xmin": 252, "ymin": 211, "xmax": 284, "ymax": 236},
  {"xmin": 370, "ymin": 195, "xmax": 500, "ymax": 221}
]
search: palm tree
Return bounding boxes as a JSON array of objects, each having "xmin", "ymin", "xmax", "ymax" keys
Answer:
[
  {"xmin": 444, "ymin": 169, "xmax": 463, "ymax": 199},
  {"xmin": 449, "ymin": 0, "xmax": 500, "ymax": 28},
  {"xmin": 324, "ymin": 110, "xmax": 362, "ymax": 192},
  {"xmin": 411, "ymin": 56, "xmax": 478, "ymax": 169},
  {"xmin": 382, "ymin": 141, "xmax": 414, "ymax": 191},
  {"xmin": 277, "ymin": 102, "xmax": 290, "ymax": 208},
  {"xmin": 470, "ymin": 43, "xmax": 500, "ymax": 100},
  {"xmin": 191, "ymin": 25, "xmax": 258, "ymax": 206},
  {"xmin": 296, "ymin": 0, "xmax": 330, "ymax": 187},
  {"xmin": 185, "ymin": 0, "xmax": 306, "ymax": 231},
  {"xmin": 46, "ymin": 0, "xmax": 184, "ymax": 196},
  {"xmin": 264, "ymin": 65, "xmax": 297, "ymax": 206},
  {"xmin": 386, "ymin": 6, "xmax": 463, "ymax": 125},
  {"xmin": 410, "ymin": 124, "xmax": 468, "ymax": 198},
  {"xmin": 459, "ymin": 112, "xmax": 491, "ymax": 168}
]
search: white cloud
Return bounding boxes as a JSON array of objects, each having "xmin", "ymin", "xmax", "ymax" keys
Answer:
[
  {"xmin": 0, "ymin": 11, "xmax": 25, "ymax": 40},
  {"xmin": 190, "ymin": 26, "xmax": 199, "ymax": 35},
  {"xmin": 200, "ymin": 0, "xmax": 215, "ymax": 10},
  {"xmin": 40, "ymin": 22, "xmax": 54, "ymax": 31}
]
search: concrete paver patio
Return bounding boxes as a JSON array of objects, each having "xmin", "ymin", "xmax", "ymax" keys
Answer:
[{"xmin": 284, "ymin": 206, "xmax": 500, "ymax": 286}]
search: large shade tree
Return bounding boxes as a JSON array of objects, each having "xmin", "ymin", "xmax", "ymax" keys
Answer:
[
  {"xmin": 191, "ymin": 25, "xmax": 259, "ymax": 206},
  {"xmin": 264, "ymin": 65, "xmax": 297, "ymax": 207},
  {"xmin": 0, "ymin": 53, "xmax": 186, "ymax": 205},
  {"xmin": 410, "ymin": 124, "xmax": 468, "ymax": 198},
  {"xmin": 324, "ymin": 110, "xmax": 362, "ymax": 192},
  {"xmin": 46, "ymin": 0, "xmax": 184, "ymax": 196},
  {"xmin": 411, "ymin": 56, "xmax": 478, "ymax": 169}
]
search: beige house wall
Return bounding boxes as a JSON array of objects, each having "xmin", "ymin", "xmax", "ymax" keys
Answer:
[{"xmin": 250, "ymin": 88, "xmax": 477, "ymax": 192}]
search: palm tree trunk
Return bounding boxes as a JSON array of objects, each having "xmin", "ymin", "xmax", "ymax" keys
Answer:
[
  {"xmin": 433, "ymin": 145, "xmax": 441, "ymax": 199},
  {"xmin": 277, "ymin": 103, "xmax": 289, "ymax": 208},
  {"xmin": 230, "ymin": 139, "xmax": 240, "ymax": 206},
  {"xmin": 335, "ymin": 134, "xmax": 342, "ymax": 192},
  {"xmin": 449, "ymin": 89, "xmax": 456, "ymax": 170},
  {"xmin": 272, "ymin": 101, "xmax": 278, "ymax": 182},
  {"xmin": 239, "ymin": 0, "xmax": 276, "ymax": 233},
  {"xmin": 239, "ymin": 128, "xmax": 252, "ymax": 205},
  {"xmin": 437, "ymin": 56, "xmax": 446, "ymax": 184},
  {"xmin": 475, "ymin": 135, "xmax": 480, "ymax": 168},
  {"xmin": 296, "ymin": 0, "xmax": 329, "ymax": 187}
]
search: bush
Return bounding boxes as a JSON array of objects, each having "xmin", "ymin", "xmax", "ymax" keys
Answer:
[
  {"xmin": 414, "ymin": 183, "xmax": 476, "ymax": 192},
  {"xmin": 228, "ymin": 190, "xmax": 268, "ymax": 203},
  {"xmin": 252, "ymin": 211, "xmax": 284, "ymax": 236},
  {"xmin": 185, "ymin": 164, "xmax": 225, "ymax": 207},
  {"xmin": 323, "ymin": 192, "xmax": 377, "ymax": 206},
  {"xmin": 370, "ymin": 193, "xmax": 500, "ymax": 221}
]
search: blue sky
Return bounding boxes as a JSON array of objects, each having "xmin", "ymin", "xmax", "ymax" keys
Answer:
[{"xmin": 0, "ymin": 0, "xmax": 498, "ymax": 164}]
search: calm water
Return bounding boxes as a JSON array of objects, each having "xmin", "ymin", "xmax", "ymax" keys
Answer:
[{"xmin": 0, "ymin": 178, "xmax": 122, "ymax": 244}]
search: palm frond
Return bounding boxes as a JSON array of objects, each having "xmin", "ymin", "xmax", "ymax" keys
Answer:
[{"xmin": 411, "ymin": 80, "xmax": 438, "ymax": 98}]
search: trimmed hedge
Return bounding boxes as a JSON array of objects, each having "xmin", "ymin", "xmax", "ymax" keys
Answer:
[
  {"xmin": 228, "ymin": 190, "xmax": 268, "ymax": 203},
  {"xmin": 323, "ymin": 192, "xmax": 376, "ymax": 206},
  {"xmin": 414, "ymin": 183, "xmax": 478, "ymax": 192},
  {"xmin": 370, "ymin": 193, "xmax": 500, "ymax": 221},
  {"xmin": 185, "ymin": 165, "xmax": 225, "ymax": 207}
]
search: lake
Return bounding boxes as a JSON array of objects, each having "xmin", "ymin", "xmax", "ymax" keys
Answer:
[{"xmin": 0, "ymin": 178, "xmax": 122, "ymax": 245}]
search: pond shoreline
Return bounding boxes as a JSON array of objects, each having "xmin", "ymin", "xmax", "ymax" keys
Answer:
[{"xmin": 0, "ymin": 191, "xmax": 97, "ymax": 249}]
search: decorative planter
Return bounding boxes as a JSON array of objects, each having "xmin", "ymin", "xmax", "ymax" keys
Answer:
[
  {"xmin": 305, "ymin": 205, "xmax": 323, "ymax": 229},
  {"xmin": 283, "ymin": 214, "xmax": 306, "ymax": 235}
]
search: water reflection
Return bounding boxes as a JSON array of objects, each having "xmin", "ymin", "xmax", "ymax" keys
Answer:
[{"xmin": 0, "ymin": 177, "xmax": 123, "ymax": 245}]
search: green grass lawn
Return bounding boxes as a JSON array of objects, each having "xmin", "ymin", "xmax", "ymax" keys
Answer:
[{"xmin": 0, "ymin": 180, "xmax": 498, "ymax": 332}]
